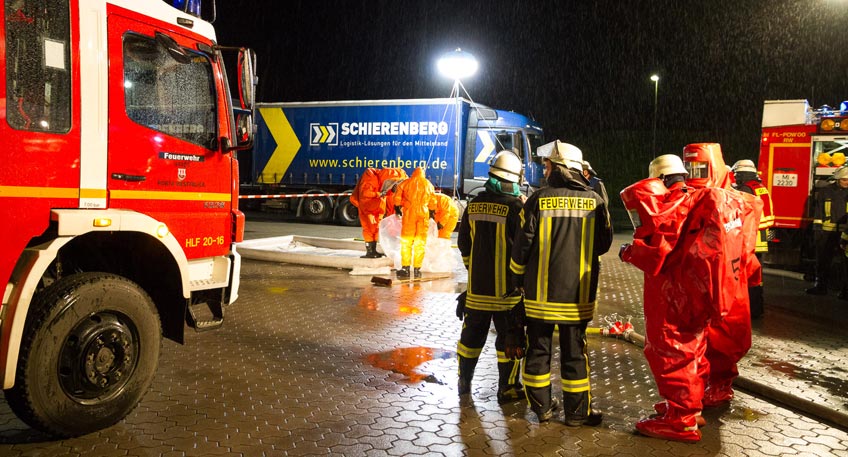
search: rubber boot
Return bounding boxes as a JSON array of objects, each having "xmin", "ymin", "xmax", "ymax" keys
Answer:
[
  {"xmin": 805, "ymin": 280, "xmax": 828, "ymax": 295},
  {"xmin": 563, "ymin": 396, "xmax": 603, "ymax": 427},
  {"xmin": 361, "ymin": 242, "xmax": 374, "ymax": 259},
  {"xmin": 363, "ymin": 241, "xmax": 383, "ymax": 259},
  {"xmin": 636, "ymin": 414, "xmax": 701, "ymax": 442},
  {"xmin": 703, "ymin": 382, "xmax": 734, "ymax": 408},
  {"xmin": 654, "ymin": 401, "xmax": 706, "ymax": 427},
  {"xmin": 536, "ymin": 398, "xmax": 560, "ymax": 423},
  {"xmin": 413, "ymin": 267, "xmax": 421, "ymax": 278},
  {"xmin": 396, "ymin": 266, "xmax": 411, "ymax": 278},
  {"xmin": 458, "ymin": 356, "xmax": 477, "ymax": 396}
]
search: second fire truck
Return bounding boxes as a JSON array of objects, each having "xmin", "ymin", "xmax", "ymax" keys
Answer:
[{"xmin": 756, "ymin": 99, "xmax": 848, "ymax": 268}]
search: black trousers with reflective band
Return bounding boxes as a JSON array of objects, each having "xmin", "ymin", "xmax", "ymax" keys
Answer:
[
  {"xmin": 524, "ymin": 320, "xmax": 592, "ymax": 417},
  {"xmin": 458, "ymin": 308, "xmax": 521, "ymax": 389}
]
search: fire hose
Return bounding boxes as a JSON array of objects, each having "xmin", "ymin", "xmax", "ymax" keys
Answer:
[
  {"xmin": 588, "ymin": 315, "xmax": 645, "ymax": 347},
  {"xmin": 588, "ymin": 314, "xmax": 848, "ymax": 431}
]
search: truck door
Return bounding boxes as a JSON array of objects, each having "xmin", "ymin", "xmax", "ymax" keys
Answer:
[
  {"xmin": 0, "ymin": 0, "xmax": 77, "ymax": 288},
  {"xmin": 106, "ymin": 11, "xmax": 232, "ymax": 259}
]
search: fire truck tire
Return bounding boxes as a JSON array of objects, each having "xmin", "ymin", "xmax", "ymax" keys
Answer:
[
  {"xmin": 302, "ymin": 195, "xmax": 332, "ymax": 222},
  {"xmin": 336, "ymin": 196, "xmax": 360, "ymax": 226},
  {"xmin": 4, "ymin": 272, "xmax": 161, "ymax": 438}
]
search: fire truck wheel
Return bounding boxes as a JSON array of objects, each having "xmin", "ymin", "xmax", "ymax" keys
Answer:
[
  {"xmin": 302, "ymin": 195, "xmax": 332, "ymax": 222},
  {"xmin": 4, "ymin": 272, "xmax": 161, "ymax": 438},
  {"xmin": 337, "ymin": 196, "xmax": 360, "ymax": 226}
]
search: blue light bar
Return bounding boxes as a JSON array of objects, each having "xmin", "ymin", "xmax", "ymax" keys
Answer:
[{"xmin": 170, "ymin": 0, "xmax": 201, "ymax": 16}]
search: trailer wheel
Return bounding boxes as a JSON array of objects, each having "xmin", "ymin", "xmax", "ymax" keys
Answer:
[
  {"xmin": 336, "ymin": 196, "xmax": 360, "ymax": 227},
  {"xmin": 302, "ymin": 195, "xmax": 332, "ymax": 222},
  {"xmin": 4, "ymin": 272, "xmax": 161, "ymax": 438}
]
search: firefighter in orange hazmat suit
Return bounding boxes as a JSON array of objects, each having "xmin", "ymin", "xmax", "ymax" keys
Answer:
[
  {"xmin": 622, "ymin": 146, "xmax": 761, "ymax": 442},
  {"xmin": 392, "ymin": 167, "xmax": 435, "ymax": 278},
  {"xmin": 429, "ymin": 193, "xmax": 459, "ymax": 239},
  {"xmin": 350, "ymin": 168, "xmax": 386, "ymax": 258},
  {"xmin": 378, "ymin": 167, "xmax": 408, "ymax": 217}
]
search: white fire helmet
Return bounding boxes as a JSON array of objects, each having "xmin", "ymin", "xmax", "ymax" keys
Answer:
[
  {"xmin": 731, "ymin": 159, "xmax": 757, "ymax": 174},
  {"xmin": 834, "ymin": 165, "xmax": 848, "ymax": 180},
  {"xmin": 537, "ymin": 140, "xmax": 583, "ymax": 170},
  {"xmin": 489, "ymin": 150, "xmax": 523, "ymax": 183},
  {"xmin": 648, "ymin": 154, "xmax": 688, "ymax": 179}
]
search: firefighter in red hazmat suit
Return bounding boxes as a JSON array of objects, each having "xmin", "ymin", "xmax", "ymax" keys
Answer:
[
  {"xmin": 683, "ymin": 143, "xmax": 762, "ymax": 413},
  {"xmin": 620, "ymin": 154, "xmax": 703, "ymax": 441},
  {"xmin": 350, "ymin": 168, "xmax": 386, "ymax": 258},
  {"xmin": 392, "ymin": 167, "xmax": 435, "ymax": 278},
  {"xmin": 429, "ymin": 193, "xmax": 459, "ymax": 239},
  {"xmin": 622, "ymin": 146, "xmax": 761, "ymax": 442}
]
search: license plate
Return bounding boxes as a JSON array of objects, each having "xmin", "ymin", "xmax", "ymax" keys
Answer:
[{"xmin": 773, "ymin": 173, "xmax": 798, "ymax": 187}]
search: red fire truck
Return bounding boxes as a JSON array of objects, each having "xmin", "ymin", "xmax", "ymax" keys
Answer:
[
  {"xmin": 757, "ymin": 99, "xmax": 848, "ymax": 268},
  {"xmin": 0, "ymin": 0, "xmax": 255, "ymax": 437}
]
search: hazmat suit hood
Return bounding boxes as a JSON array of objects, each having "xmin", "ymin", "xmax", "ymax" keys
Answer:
[{"xmin": 682, "ymin": 143, "xmax": 732, "ymax": 189}]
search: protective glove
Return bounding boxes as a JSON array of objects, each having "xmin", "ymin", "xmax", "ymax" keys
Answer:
[
  {"xmin": 840, "ymin": 239, "xmax": 848, "ymax": 251},
  {"xmin": 395, "ymin": 206, "xmax": 402, "ymax": 217},
  {"xmin": 379, "ymin": 190, "xmax": 387, "ymax": 197},
  {"xmin": 504, "ymin": 330, "xmax": 526, "ymax": 360},
  {"xmin": 618, "ymin": 243, "xmax": 630, "ymax": 261},
  {"xmin": 455, "ymin": 291, "xmax": 467, "ymax": 320}
]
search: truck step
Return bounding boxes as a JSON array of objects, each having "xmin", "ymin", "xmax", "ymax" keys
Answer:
[{"xmin": 187, "ymin": 300, "xmax": 224, "ymax": 331}]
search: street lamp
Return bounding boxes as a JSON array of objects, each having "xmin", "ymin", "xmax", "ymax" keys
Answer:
[
  {"xmin": 650, "ymin": 74, "xmax": 659, "ymax": 157},
  {"xmin": 438, "ymin": 49, "xmax": 478, "ymax": 194}
]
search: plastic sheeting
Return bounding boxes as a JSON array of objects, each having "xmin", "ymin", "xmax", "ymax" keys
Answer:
[{"xmin": 378, "ymin": 215, "xmax": 458, "ymax": 273}]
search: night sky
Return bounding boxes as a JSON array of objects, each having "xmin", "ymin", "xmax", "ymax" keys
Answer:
[{"xmin": 213, "ymin": 0, "xmax": 847, "ymax": 198}]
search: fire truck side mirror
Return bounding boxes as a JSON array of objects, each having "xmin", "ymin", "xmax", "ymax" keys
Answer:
[
  {"xmin": 226, "ymin": 109, "xmax": 254, "ymax": 151},
  {"xmin": 237, "ymin": 48, "xmax": 257, "ymax": 111}
]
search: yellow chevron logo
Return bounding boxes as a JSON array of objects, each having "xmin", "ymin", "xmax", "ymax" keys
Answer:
[
  {"xmin": 259, "ymin": 107, "xmax": 302, "ymax": 184},
  {"xmin": 310, "ymin": 123, "xmax": 338, "ymax": 146}
]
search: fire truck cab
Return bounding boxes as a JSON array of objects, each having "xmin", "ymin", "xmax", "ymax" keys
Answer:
[
  {"xmin": 0, "ymin": 0, "xmax": 254, "ymax": 437},
  {"xmin": 757, "ymin": 99, "xmax": 848, "ymax": 268}
]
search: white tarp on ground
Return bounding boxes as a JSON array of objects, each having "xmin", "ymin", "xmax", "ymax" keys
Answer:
[
  {"xmin": 237, "ymin": 216, "xmax": 459, "ymax": 275},
  {"xmin": 237, "ymin": 235, "xmax": 394, "ymax": 274}
]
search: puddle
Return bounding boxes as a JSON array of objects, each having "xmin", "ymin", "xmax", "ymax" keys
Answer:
[
  {"xmin": 725, "ymin": 406, "xmax": 768, "ymax": 421},
  {"xmin": 365, "ymin": 347, "xmax": 455, "ymax": 383},
  {"xmin": 754, "ymin": 357, "xmax": 848, "ymax": 399}
]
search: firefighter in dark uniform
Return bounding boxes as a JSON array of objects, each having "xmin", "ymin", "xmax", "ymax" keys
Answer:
[
  {"xmin": 456, "ymin": 150, "xmax": 526, "ymax": 403},
  {"xmin": 806, "ymin": 165, "xmax": 848, "ymax": 298},
  {"xmin": 510, "ymin": 140, "xmax": 613, "ymax": 424},
  {"xmin": 732, "ymin": 159, "xmax": 775, "ymax": 317}
]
